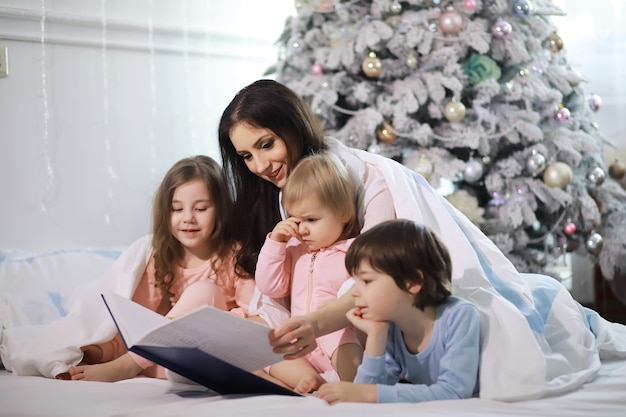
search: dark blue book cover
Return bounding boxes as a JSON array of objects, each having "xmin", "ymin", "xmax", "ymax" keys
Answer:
[{"xmin": 101, "ymin": 291, "xmax": 301, "ymax": 397}]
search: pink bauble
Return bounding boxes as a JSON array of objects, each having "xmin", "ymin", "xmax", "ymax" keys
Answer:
[
  {"xmin": 438, "ymin": 10, "xmax": 463, "ymax": 35},
  {"xmin": 491, "ymin": 18, "xmax": 512, "ymax": 39},
  {"xmin": 464, "ymin": 0, "xmax": 476, "ymax": 11},
  {"xmin": 587, "ymin": 93, "xmax": 602, "ymax": 112},
  {"xmin": 553, "ymin": 107, "xmax": 571, "ymax": 124},
  {"xmin": 311, "ymin": 63, "xmax": 323, "ymax": 75},
  {"xmin": 563, "ymin": 222, "xmax": 576, "ymax": 235}
]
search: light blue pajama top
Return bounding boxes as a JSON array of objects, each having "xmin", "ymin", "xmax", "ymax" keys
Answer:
[{"xmin": 354, "ymin": 296, "xmax": 481, "ymax": 403}]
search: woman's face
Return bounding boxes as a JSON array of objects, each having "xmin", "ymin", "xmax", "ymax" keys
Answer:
[{"xmin": 230, "ymin": 122, "xmax": 290, "ymax": 188}]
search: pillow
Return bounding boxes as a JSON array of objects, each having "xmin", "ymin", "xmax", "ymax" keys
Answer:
[
  {"xmin": 0, "ymin": 248, "xmax": 122, "ymax": 327},
  {"xmin": 0, "ymin": 248, "xmax": 122, "ymax": 297}
]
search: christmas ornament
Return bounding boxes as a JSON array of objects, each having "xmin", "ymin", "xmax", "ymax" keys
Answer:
[
  {"xmin": 608, "ymin": 160, "xmax": 626, "ymax": 180},
  {"xmin": 587, "ymin": 93, "xmax": 602, "ymax": 112},
  {"xmin": 463, "ymin": 158, "xmax": 484, "ymax": 183},
  {"xmin": 563, "ymin": 221, "xmax": 576, "ymax": 235},
  {"xmin": 586, "ymin": 166, "xmax": 606, "ymax": 187},
  {"xmin": 390, "ymin": 1, "xmax": 402, "ymax": 14},
  {"xmin": 367, "ymin": 143, "xmax": 381, "ymax": 154},
  {"xmin": 288, "ymin": 38, "xmax": 303, "ymax": 56},
  {"xmin": 362, "ymin": 52, "xmax": 383, "ymax": 78},
  {"xmin": 553, "ymin": 106, "xmax": 571, "ymax": 124},
  {"xmin": 463, "ymin": 53, "xmax": 502, "ymax": 84},
  {"xmin": 314, "ymin": 0, "xmax": 334, "ymax": 13},
  {"xmin": 526, "ymin": 150, "xmax": 546, "ymax": 176},
  {"xmin": 545, "ymin": 32, "xmax": 564, "ymax": 53},
  {"xmin": 412, "ymin": 151, "xmax": 434, "ymax": 179},
  {"xmin": 311, "ymin": 63, "xmax": 323, "ymax": 75},
  {"xmin": 464, "ymin": 0, "xmax": 476, "ymax": 12},
  {"xmin": 543, "ymin": 161, "xmax": 572, "ymax": 188},
  {"xmin": 491, "ymin": 18, "xmax": 512, "ymax": 39},
  {"xmin": 438, "ymin": 8, "xmax": 463, "ymax": 35},
  {"xmin": 444, "ymin": 100, "xmax": 466, "ymax": 122},
  {"xmin": 585, "ymin": 232, "xmax": 603, "ymax": 255},
  {"xmin": 512, "ymin": 0, "xmax": 533, "ymax": 19},
  {"xmin": 406, "ymin": 50, "xmax": 418, "ymax": 68},
  {"xmin": 376, "ymin": 121, "xmax": 397, "ymax": 143},
  {"xmin": 516, "ymin": 67, "xmax": 530, "ymax": 84}
]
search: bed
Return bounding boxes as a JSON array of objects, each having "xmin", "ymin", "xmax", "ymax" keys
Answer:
[{"xmin": 1, "ymin": 246, "xmax": 626, "ymax": 417}]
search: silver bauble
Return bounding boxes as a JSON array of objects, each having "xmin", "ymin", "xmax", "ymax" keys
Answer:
[
  {"xmin": 585, "ymin": 232, "xmax": 604, "ymax": 255},
  {"xmin": 526, "ymin": 151, "xmax": 546, "ymax": 176},
  {"xmin": 586, "ymin": 166, "xmax": 606, "ymax": 187},
  {"xmin": 463, "ymin": 159, "xmax": 484, "ymax": 183}
]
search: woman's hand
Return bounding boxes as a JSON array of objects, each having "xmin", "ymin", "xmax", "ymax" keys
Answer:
[
  {"xmin": 268, "ymin": 316, "xmax": 317, "ymax": 359},
  {"xmin": 317, "ymin": 381, "xmax": 377, "ymax": 405},
  {"xmin": 269, "ymin": 293, "xmax": 355, "ymax": 360}
]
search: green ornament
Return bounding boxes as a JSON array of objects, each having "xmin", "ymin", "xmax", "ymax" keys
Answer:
[{"xmin": 463, "ymin": 53, "xmax": 502, "ymax": 85}]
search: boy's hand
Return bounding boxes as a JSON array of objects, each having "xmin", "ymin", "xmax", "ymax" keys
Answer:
[
  {"xmin": 346, "ymin": 307, "xmax": 389, "ymax": 357},
  {"xmin": 346, "ymin": 307, "xmax": 389, "ymax": 337},
  {"xmin": 269, "ymin": 217, "xmax": 301, "ymax": 242}
]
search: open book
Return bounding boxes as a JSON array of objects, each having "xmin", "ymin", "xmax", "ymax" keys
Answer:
[{"xmin": 101, "ymin": 290, "xmax": 300, "ymax": 396}]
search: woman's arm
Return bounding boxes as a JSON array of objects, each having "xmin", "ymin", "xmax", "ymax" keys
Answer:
[{"xmin": 268, "ymin": 289, "xmax": 355, "ymax": 359}]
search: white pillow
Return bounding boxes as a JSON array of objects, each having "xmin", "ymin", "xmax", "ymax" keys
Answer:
[
  {"xmin": 0, "ymin": 248, "xmax": 122, "ymax": 297},
  {"xmin": 0, "ymin": 248, "xmax": 122, "ymax": 328}
]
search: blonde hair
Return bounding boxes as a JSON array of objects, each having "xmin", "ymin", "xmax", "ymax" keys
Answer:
[{"xmin": 282, "ymin": 151, "xmax": 358, "ymax": 241}]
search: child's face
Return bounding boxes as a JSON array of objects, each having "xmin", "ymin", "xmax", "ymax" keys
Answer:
[
  {"xmin": 170, "ymin": 178, "xmax": 216, "ymax": 257},
  {"xmin": 230, "ymin": 122, "xmax": 290, "ymax": 189},
  {"xmin": 351, "ymin": 261, "xmax": 415, "ymax": 322},
  {"xmin": 286, "ymin": 196, "xmax": 349, "ymax": 252}
]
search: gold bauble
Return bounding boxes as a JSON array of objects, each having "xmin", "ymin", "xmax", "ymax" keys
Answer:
[
  {"xmin": 376, "ymin": 121, "xmax": 397, "ymax": 143},
  {"xmin": 545, "ymin": 32, "xmax": 564, "ymax": 53},
  {"xmin": 608, "ymin": 160, "xmax": 626, "ymax": 180},
  {"xmin": 414, "ymin": 152, "xmax": 433, "ymax": 179},
  {"xmin": 362, "ymin": 52, "xmax": 383, "ymax": 78},
  {"xmin": 543, "ymin": 161, "xmax": 573, "ymax": 188},
  {"xmin": 444, "ymin": 100, "xmax": 466, "ymax": 122}
]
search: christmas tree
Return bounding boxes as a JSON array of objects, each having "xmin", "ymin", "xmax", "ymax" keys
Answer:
[{"xmin": 268, "ymin": 0, "xmax": 626, "ymax": 287}]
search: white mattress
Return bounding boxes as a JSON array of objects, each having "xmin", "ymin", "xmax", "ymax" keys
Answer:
[{"xmin": 1, "ymin": 358, "xmax": 625, "ymax": 417}]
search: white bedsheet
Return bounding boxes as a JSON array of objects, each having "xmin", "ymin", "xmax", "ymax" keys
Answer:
[{"xmin": 1, "ymin": 359, "xmax": 625, "ymax": 417}]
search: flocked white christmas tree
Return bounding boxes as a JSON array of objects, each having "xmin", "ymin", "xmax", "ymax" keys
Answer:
[{"xmin": 268, "ymin": 0, "xmax": 626, "ymax": 289}]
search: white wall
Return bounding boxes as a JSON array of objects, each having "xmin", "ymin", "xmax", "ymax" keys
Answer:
[
  {"xmin": 0, "ymin": 0, "xmax": 294, "ymax": 251},
  {"xmin": 553, "ymin": 0, "xmax": 626, "ymax": 154},
  {"xmin": 0, "ymin": 1, "xmax": 624, "ymax": 253}
]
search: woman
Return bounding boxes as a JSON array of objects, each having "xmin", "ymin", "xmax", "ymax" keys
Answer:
[{"xmin": 218, "ymin": 79, "xmax": 624, "ymax": 401}]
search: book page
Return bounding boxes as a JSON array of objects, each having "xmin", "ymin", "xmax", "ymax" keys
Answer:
[
  {"xmin": 102, "ymin": 291, "xmax": 171, "ymax": 347},
  {"xmin": 139, "ymin": 306, "xmax": 284, "ymax": 372}
]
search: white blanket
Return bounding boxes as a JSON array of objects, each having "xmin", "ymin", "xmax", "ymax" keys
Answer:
[
  {"xmin": 266, "ymin": 138, "xmax": 626, "ymax": 401},
  {"xmin": 1, "ymin": 236, "xmax": 152, "ymax": 378}
]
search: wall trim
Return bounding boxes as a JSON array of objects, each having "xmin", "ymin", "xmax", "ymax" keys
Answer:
[{"xmin": 0, "ymin": 6, "xmax": 276, "ymax": 61}]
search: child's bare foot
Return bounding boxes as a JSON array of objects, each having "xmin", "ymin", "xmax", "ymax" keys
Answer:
[
  {"xmin": 253, "ymin": 370, "xmax": 292, "ymax": 390},
  {"xmin": 294, "ymin": 373, "xmax": 325, "ymax": 394},
  {"xmin": 69, "ymin": 353, "xmax": 142, "ymax": 382},
  {"xmin": 80, "ymin": 345, "xmax": 104, "ymax": 365}
]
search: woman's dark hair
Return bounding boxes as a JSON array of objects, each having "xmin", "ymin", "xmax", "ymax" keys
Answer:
[
  {"xmin": 345, "ymin": 219, "xmax": 452, "ymax": 310},
  {"xmin": 218, "ymin": 79, "xmax": 327, "ymax": 275}
]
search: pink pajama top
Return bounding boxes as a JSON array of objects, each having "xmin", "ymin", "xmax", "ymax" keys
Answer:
[{"xmin": 255, "ymin": 235, "xmax": 361, "ymax": 372}]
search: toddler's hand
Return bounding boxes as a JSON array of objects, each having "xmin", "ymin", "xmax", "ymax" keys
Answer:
[{"xmin": 269, "ymin": 217, "xmax": 301, "ymax": 242}]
